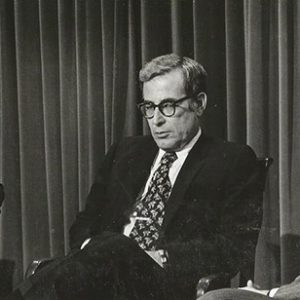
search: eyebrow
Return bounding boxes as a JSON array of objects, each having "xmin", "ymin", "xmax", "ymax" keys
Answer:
[{"xmin": 142, "ymin": 95, "xmax": 191, "ymax": 103}]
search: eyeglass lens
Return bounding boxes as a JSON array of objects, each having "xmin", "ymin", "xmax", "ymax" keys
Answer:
[
  {"xmin": 138, "ymin": 95, "xmax": 192, "ymax": 119},
  {"xmin": 142, "ymin": 101, "xmax": 175, "ymax": 118}
]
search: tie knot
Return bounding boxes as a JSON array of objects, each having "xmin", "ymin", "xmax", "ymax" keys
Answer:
[{"xmin": 161, "ymin": 152, "xmax": 177, "ymax": 166}]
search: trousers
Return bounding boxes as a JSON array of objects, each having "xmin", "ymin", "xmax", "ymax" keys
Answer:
[{"xmin": 6, "ymin": 232, "xmax": 176, "ymax": 300}]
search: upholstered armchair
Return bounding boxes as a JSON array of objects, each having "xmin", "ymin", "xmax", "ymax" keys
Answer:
[
  {"xmin": 196, "ymin": 157, "xmax": 273, "ymax": 298},
  {"xmin": 25, "ymin": 157, "xmax": 273, "ymax": 299}
]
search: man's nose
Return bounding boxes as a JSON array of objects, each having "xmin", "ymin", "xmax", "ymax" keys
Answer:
[{"xmin": 152, "ymin": 107, "xmax": 165, "ymax": 125}]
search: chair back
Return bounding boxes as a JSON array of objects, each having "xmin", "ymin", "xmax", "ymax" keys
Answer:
[
  {"xmin": 196, "ymin": 156, "xmax": 274, "ymax": 298},
  {"xmin": 256, "ymin": 157, "xmax": 273, "ymax": 192},
  {"xmin": 238, "ymin": 157, "xmax": 273, "ymax": 285}
]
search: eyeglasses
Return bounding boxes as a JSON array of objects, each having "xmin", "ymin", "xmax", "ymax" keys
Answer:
[{"xmin": 137, "ymin": 95, "xmax": 192, "ymax": 119}]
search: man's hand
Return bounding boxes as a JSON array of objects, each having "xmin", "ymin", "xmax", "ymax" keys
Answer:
[
  {"xmin": 80, "ymin": 237, "xmax": 91, "ymax": 250},
  {"xmin": 239, "ymin": 280, "xmax": 269, "ymax": 295},
  {"xmin": 145, "ymin": 250, "xmax": 168, "ymax": 268}
]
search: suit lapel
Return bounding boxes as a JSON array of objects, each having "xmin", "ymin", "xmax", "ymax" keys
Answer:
[
  {"xmin": 162, "ymin": 134, "xmax": 210, "ymax": 230},
  {"xmin": 115, "ymin": 134, "xmax": 211, "ymax": 231},
  {"xmin": 117, "ymin": 137, "xmax": 158, "ymax": 205}
]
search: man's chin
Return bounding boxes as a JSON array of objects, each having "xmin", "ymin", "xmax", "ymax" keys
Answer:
[{"xmin": 153, "ymin": 139, "xmax": 179, "ymax": 152}]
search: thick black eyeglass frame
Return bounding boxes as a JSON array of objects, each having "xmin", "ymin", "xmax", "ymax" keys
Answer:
[{"xmin": 137, "ymin": 95, "xmax": 192, "ymax": 119}]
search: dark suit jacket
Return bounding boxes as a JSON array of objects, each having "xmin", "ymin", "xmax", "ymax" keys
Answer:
[{"xmin": 69, "ymin": 134, "xmax": 262, "ymax": 299}]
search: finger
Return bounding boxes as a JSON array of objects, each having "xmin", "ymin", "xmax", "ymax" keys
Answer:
[{"xmin": 247, "ymin": 280, "xmax": 254, "ymax": 287}]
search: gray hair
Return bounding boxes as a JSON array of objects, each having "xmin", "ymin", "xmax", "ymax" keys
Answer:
[{"xmin": 139, "ymin": 53, "xmax": 207, "ymax": 95}]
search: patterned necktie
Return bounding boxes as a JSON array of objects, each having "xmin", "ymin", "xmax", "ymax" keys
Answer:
[{"xmin": 129, "ymin": 151, "xmax": 177, "ymax": 250}]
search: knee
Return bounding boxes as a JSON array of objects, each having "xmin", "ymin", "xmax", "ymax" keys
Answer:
[{"xmin": 199, "ymin": 288, "xmax": 247, "ymax": 300}]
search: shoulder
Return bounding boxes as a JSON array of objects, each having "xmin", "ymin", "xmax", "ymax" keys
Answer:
[
  {"xmin": 192, "ymin": 135, "xmax": 258, "ymax": 180},
  {"xmin": 199, "ymin": 134, "xmax": 257, "ymax": 161}
]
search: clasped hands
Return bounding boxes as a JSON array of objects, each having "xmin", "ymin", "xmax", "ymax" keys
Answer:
[
  {"xmin": 145, "ymin": 249, "xmax": 168, "ymax": 268},
  {"xmin": 240, "ymin": 280, "xmax": 272, "ymax": 296}
]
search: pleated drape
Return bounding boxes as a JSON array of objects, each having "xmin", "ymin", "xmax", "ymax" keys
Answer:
[
  {"xmin": 278, "ymin": 0, "xmax": 300, "ymax": 285},
  {"xmin": 0, "ymin": 0, "xmax": 300, "ymax": 291}
]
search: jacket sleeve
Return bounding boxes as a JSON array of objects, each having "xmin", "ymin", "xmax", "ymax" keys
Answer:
[
  {"xmin": 69, "ymin": 142, "xmax": 119, "ymax": 250},
  {"xmin": 164, "ymin": 145, "xmax": 263, "ymax": 294}
]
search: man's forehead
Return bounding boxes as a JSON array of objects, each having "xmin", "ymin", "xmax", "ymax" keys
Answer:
[
  {"xmin": 146, "ymin": 68, "xmax": 184, "ymax": 84},
  {"xmin": 142, "ymin": 70, "xmax": 186, "ymax": 101}
]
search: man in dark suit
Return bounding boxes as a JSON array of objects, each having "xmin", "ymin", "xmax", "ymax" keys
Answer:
[{"xmin": 7, "ymin": 54, "xmax": 262, "ymax": 300}]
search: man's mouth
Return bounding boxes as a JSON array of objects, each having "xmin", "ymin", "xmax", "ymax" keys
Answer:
[{"xmin": 155, "ymin": 131, "xmax": 169, "ymax": 138}]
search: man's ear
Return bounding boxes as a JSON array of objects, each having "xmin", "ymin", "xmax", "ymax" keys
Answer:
[{"xmin": 191, "ymin": 92, "xmax": 207, "ymax": 116}]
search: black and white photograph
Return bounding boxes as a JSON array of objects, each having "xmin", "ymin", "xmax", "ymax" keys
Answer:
[{"xmin": 0, "ymin": 1, "xmax": 299, "ymax": 299}]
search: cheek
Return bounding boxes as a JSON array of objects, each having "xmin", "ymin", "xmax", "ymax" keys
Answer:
[
  {"xmin": 172, "ymin": 124, "xmax": 187, "ymax": 138},
  {"xmin": 148, "ymin": 122, "xmax": 155, "ymax": 134},
  {"xmin": 172, "ymin": 116, "xmax": 195, "ymax": 136}
]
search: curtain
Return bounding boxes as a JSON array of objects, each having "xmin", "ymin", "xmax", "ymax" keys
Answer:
[{"xmin": 0, "ymin": 0, "xmax": 299, "ymax": 290}]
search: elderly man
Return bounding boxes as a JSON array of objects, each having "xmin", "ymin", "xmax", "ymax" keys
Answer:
[{"xmin": 7, "ymin": 54, "xmax": 261, "ymax": 300}]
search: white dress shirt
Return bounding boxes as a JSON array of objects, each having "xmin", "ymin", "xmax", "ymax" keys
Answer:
[{"xmin": 123, "ymin": 128, "xmax": 202, "ymax": 237}]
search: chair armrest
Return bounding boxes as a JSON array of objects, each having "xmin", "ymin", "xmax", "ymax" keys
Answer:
[
  {"xmin": 196, "ymin": 273, "xmax": 231, "ymax": 299},
  {"xmin": 25, "ymin": 258, "xmax": 54, "ymax": 278}
]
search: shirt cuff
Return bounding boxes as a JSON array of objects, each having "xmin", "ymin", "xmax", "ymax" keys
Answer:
[
  {"xmin": 80, "ymin": 237, "xmax": 91, "ymax": 249},
  {"xmin": 268, "ymin": 287, "xmax": 279, "ymax": 297},
  {"xmin": 158, "ymin": 249, "xmax": 169, "ymax": 267}
]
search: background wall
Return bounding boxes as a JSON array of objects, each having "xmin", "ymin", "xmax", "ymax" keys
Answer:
[{"xmin": 0, "ymin": 0, "xmax": 300, "ymax": 291}]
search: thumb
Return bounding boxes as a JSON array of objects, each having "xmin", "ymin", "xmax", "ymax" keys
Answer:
[{"xmin": 247, "ymin": 280, "xmax": 254, "ymax": 287}]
